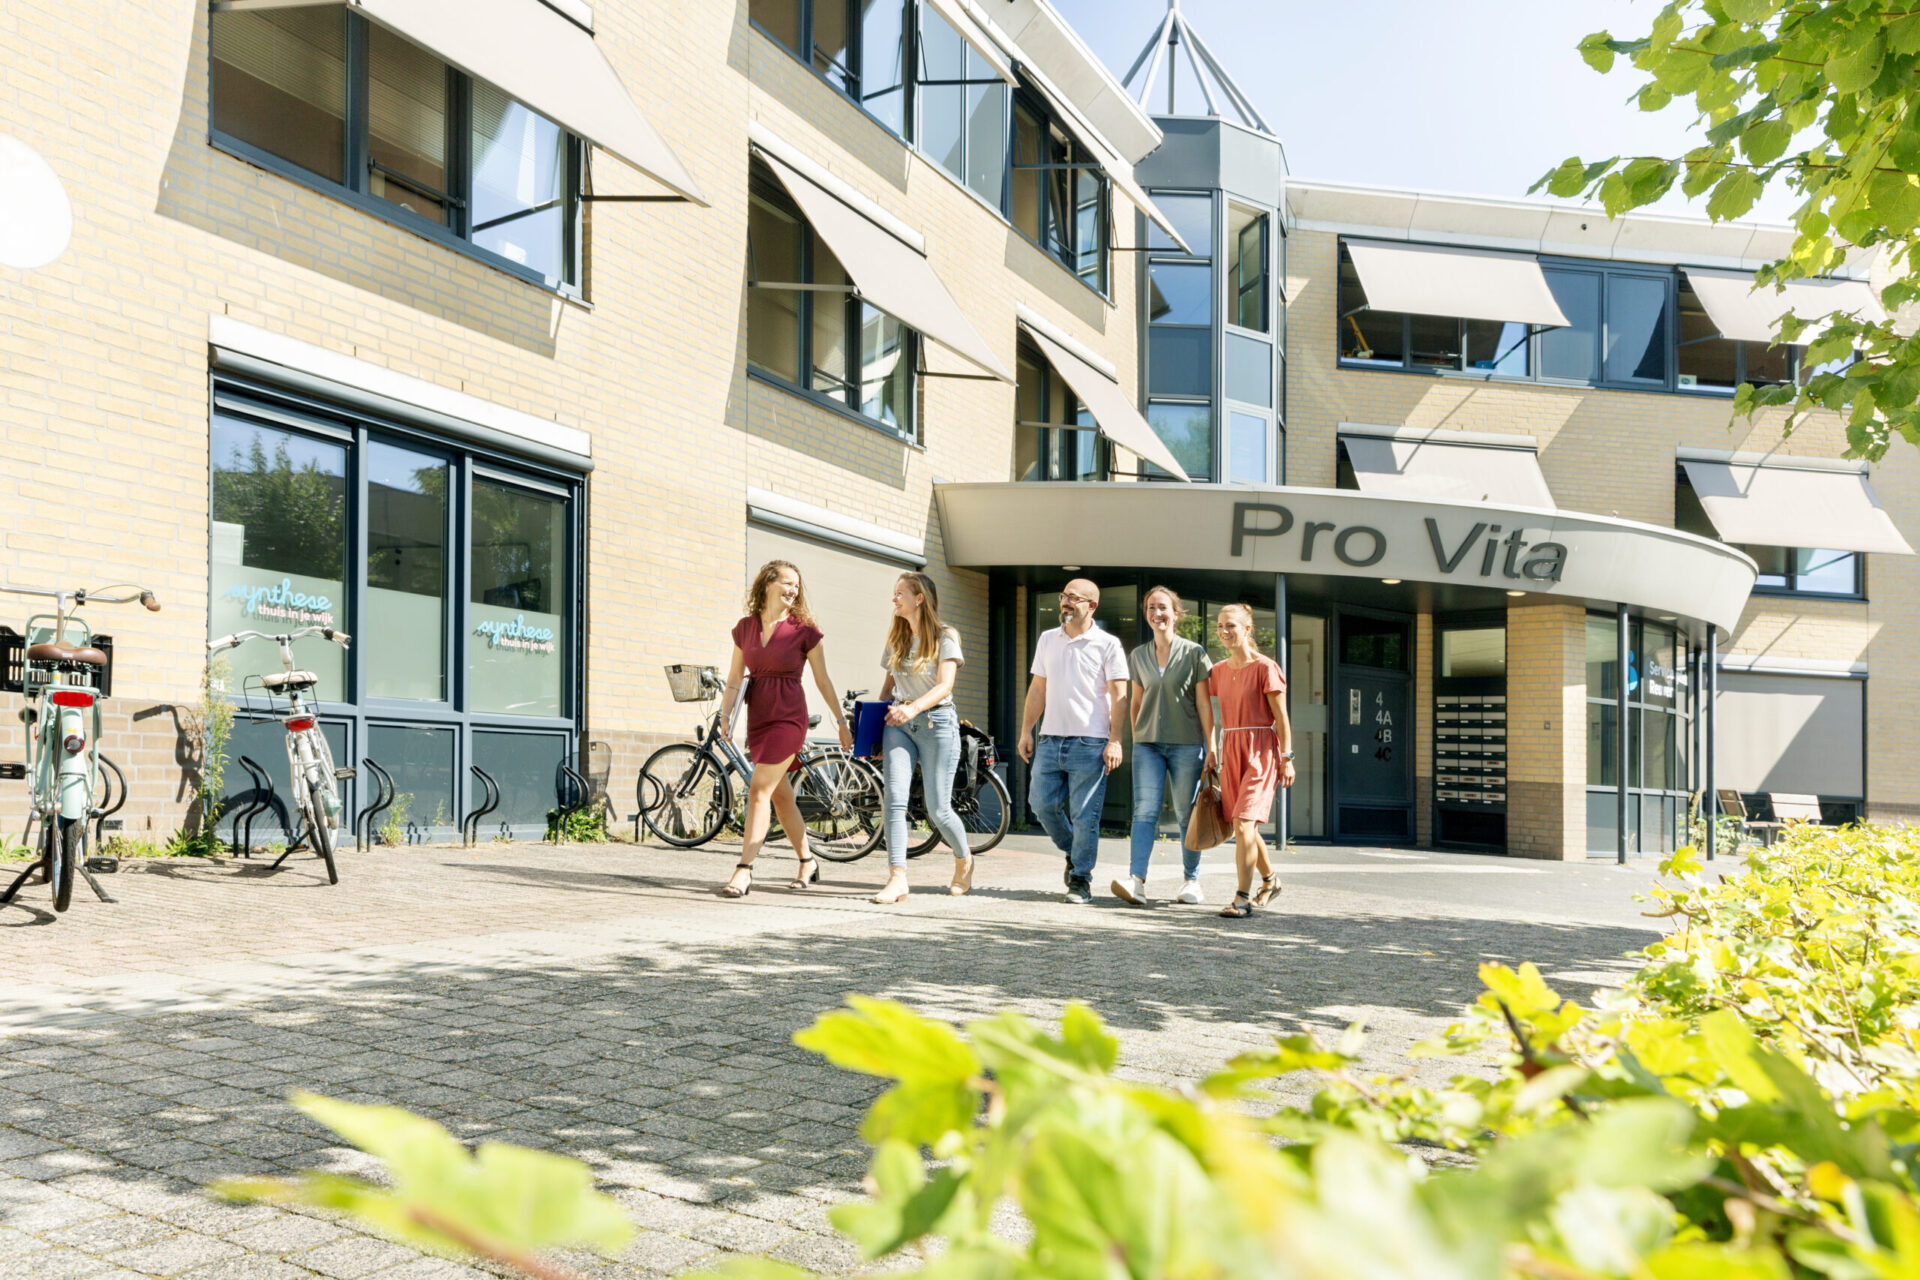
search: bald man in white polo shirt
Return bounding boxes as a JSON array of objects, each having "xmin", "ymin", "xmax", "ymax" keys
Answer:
[{"xmin": 1018, "ymin": 579, "xmax": 1129, "ymax": 904}]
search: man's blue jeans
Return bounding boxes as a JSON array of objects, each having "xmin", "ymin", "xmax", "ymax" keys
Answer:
[
  {"xmin": 1128, "ymin": 741, "xmax": 1206, "ymax": 881},
  {"xmin": 1029, "ymin": 734, "xmax": 1109, "ymax": 882}
]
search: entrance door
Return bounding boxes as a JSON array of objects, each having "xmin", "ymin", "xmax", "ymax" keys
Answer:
[{"xmin": 1333, "ymin": 612, "xmax": 1414, "ymax": 842}]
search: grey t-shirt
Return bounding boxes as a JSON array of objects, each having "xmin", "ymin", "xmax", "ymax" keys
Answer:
[
  {"xmin": 1129, "ymin": 636, "xmax": 1213, "ymax": 745},
  {"xmin": 882, "ymin": 627, "xmax": 964, "ymax": 710}
]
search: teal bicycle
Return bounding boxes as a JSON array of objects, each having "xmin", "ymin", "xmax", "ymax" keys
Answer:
[{"xmin": 0, "ymin": 582, "xmax": 160, "ymax": 913}]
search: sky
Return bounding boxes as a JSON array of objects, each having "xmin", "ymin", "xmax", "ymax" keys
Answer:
[{"xmin": 1051, "ymin": 0, "xmax": 1803, "ymax": 225}]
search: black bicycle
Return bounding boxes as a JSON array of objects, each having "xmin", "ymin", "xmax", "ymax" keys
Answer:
[{"xmin": 634, "ymin": 666, "xmax": 882, "ymax": 857}]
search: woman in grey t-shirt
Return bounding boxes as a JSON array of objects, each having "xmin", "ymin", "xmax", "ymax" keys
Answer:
[
  {"xmin": 871, "ymin": 573, "xmax": 974, "ymax": 903},
  {"xmin": 1113, "ymin": 585, "xmax": 1215, "ymax": 907}
]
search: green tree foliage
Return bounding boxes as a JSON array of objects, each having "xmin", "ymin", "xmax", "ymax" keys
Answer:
[
  {"xmin": 211, "ymin": 436, "xmax": 346, "ymax": 577},
  {"xmin": 1535, "ymin": 0, "xmax": 1920, "ymax": 459}
]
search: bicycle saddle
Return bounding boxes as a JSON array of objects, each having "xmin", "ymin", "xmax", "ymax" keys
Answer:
[
  {"xmin": 27, "ymin": 642, "xmax": 106, "ymax": 666},
  {"xmin": 261, "ymin": 670, "xmax": 319, "ymax": 691}
]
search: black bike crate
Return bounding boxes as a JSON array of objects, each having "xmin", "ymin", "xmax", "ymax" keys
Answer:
[{"xmin": 0, "ymin": 627, "xmax": 114, "ymax": 697}]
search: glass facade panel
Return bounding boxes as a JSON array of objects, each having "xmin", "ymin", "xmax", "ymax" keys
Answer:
[
  {"xmin": 1148, "ymin": 194, "xmax": 1212, "ymax": 256},
  {"xmin": 1344, "ymin": 306, "xmax": 1404, "ymax": 364},
  {"xmin": 470, "ymin": 481, "xmax": 566, "ymax": 717},
  {"xmin": 1225, "ymin": 332, "xmax": 1272, "ymax": 406},
  {"xmin": 1148, "ymin": 327, "xmax": 1210, "ymax": 397},
  {"xmin": 746, "ymin": 193, "xmax": 804, "ymax": 383},
  {"xmin": 367, "ymin": 24, "xmax": 451, "ymax": 225},
  {"xmin": 469, "ymin": 86, "xmax": 567, "ymax": 283},
  {"xmin": 472, "ymin": 731, "xmax": 568, "ymax": 836},
  {"xmin": 367, "ymin": 723, "xmax": 457, "ymax": 838},
  {"xmin": 1795, "ymin": 548, "xmax": 1859, "ymax": 594},
  {"xmin": 1541, "ymin": 270, "xmax": 1600, "ymax": 381},
  {"xmin": 810, "ymin": 254, "xmax": 851, "ymax": 400},
  {"xmin": 365, "ymin": 442, "xmax": 448, "ymax": 702},
  {"xmin": 1075, "ymin": 167, "xmax": 1106, "ymax": 291},
  {"xmin": 861, "ymin": 0, "xmax": 907, "ymax": 133},
  {"xmin": 858, "ymin": 304, "xmax": 911, "ymax": 430},
  {"xmin": 964, "ymin": 76, "xmax": 1006, "ymax": 208},
  {"xmin": 1146, "ymin": 402, "xmax": 1212, "ymax": 479},
  {"xmin": 1340, "ymin": 615, "xmax": 1407, "ymax": 671},
  {"xmin": 1584, "ymin": 615, "xmax": 1617, "ymax": 698},
  {"xmin": 210, "ymin": 416, "xmax": 349, "ymax": 701},
  {"xmin": 1228, "ymin": 409, "xmax": 1268, "ymax": 484},
  {"xmin": 1228, "ymin": 205, "xmax": 1267, "ymax": 331},
  {"xmin": 1677, "ymin": 282, "xmax": 1738, "ymax": 390},
  {"xmin": 209, "ymin": 6, "xmax": 347, "ymax": 183},
  {"xmin": 1408, "ymin": 313, "xmax": 1459, "ymax": 369},
  {"xmin": 1464, "ymin": 319, "xmax": 1529, "ymax": 375},
  {"xmin": 1586, "ymin": 701, "xmax": 1617, "ymax": 786},
  {"xmin": 1288, "ymin": 614, "xmax": 1328, "ymax": 839},
  {"xmin": 1606, "ymin": 275, "xmax": 1669, "ymax": 383},
  {"xmin": 1148, "ymin": 262, "xmax": 1210, "ymax": 325},
  {"xmin": 917, "ymin": 11, "xmax": 965, "ymax": 178}
]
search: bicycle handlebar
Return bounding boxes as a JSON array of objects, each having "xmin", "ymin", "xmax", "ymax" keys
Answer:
[
  {"xmin": 208, "ymin": 626, "xmax": 352, "ymax": 653},
  {"xmin": 2, "ymin": 583, "xmax": 161, "ymax": 611}
]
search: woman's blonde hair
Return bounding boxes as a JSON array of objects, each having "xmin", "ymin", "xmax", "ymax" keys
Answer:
[
  {"xmin": 884, "ymin": 573, "xmax": 947, "ymax": 673},
  {"xmin": 1216, "ymin": 602, "xmax": 1257, "ymax": 642},
  {"xmin": 745, "ymin": 559, "xmax": 816, "ymax": 628},
  {"xmin": 1143, "ymin": 585, "xmax": 1186, "ymax": 618}
]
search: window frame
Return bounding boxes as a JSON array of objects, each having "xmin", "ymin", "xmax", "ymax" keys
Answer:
[
  {"xmin": 1009, "ymin": 91, "xmax": 1110, "ymax": 294},
  {"xmin": 1583, "ymin": 613, "xmax": 1696, "ymax": 857},
  {"xmin": 745, "ymin": 167, "xmax": 922, "ymax": 444},
  {"xmin": 1013, "ymin": 338, "xmax": 1105, "ymax": 482},
  {"xmin": 207, "ymin": 7, "xmax": 585, "ymax": 295},
  {"xmin": 1673, "ymin": 468, "xmax": 1867, "ymax": 600}
]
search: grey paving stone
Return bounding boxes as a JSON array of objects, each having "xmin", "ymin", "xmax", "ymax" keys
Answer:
[{"xmin": 105, "ymin": 1231, "xmax": 245, "ymax": 1275}]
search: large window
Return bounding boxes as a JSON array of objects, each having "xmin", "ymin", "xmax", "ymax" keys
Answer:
[
  {"xmin": 209, "ymin": 6, "xmax": 581, "ymax": 289},
  {"xmin": 1146, "ymin": 190, "xmax": 1214, "ymax": 479},
  {"xmin": 1336, "ymin": 239, "xmax": 1834, "ymax": 397},
  {"xmin": 1014, "ymin": 342, "xmax": 1101, "ymax": 481},
  {"xmin": 1011, "ymin": 98, "xmax": 1108, "ymax": 292},
  {"xmin": 916, "ymin": 7, "xmax": 1008, "ymax": 209},
  {"xmin": 1586, "ymin": 615, "xmax": 1694, "ymax": 856},
  {"xmin": 751, "ymin": 0, "xmax": 912, "ymax": 132},
  {"xmin": 211, "ymin": 389, "xmax": 579, "ymax": 843},
  {"xmin": 746, "ymin": 167, "xmax": 918, "ymax": 438},
  {"xmin": 1228, "ymin": 204, "xmax": 1269, "ymax": 333}
]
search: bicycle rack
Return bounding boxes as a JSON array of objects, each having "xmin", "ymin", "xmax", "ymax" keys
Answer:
[
  {"xmin": 91, "ymin": 755, "xmax": 127, "ymax": 850},
  {"xmin": 633, "ymin": 770, "xmax": 661, "ymax": 842},
  {"xmin": 231, "ymin": 756, "xmax": 276, "ymax": 857},
  {"xmin": 461, "ymin": 765, "xmax": 500, "ymax": 847},
  {"xmin": 354, "ymin": 758, "xmax": 396, "ymax": 850},
  {"xmin": 550, "ymin": 762, "xmax": 589, "ymax": 844}
]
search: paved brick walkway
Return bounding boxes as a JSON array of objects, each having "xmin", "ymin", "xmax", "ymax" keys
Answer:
[{"xmin": 0, "ymin": 835, "xmax": 1678, "ymax": 1277}]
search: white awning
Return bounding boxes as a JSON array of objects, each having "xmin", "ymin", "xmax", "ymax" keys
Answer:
[
  {"xmin": 1017, "ymin": 309, "xmax": 1189, "ymax": 481},
  {"xmin": 1681, "ymin": 267, "xmax": 1880, "ymax": 344},
  {"xmin": 1340, "ymin": 429, "xmax": 1555, "ymax": 508},
  {"xmin": 753, "ymin": 143, "xmax": 1011, "ymax": 382},
  {"xmin": 325, "ymin": 0, "xmax": 705, "ymax": 204},
  {"xmin": 1015, "ymin": 59, "xmax": 1192, "ymax": 253},
  {"xmin": 1680, "ymin": 456, "xmax": 1913, "ymax": 555},
  {"xmin": 1717, "ymin": 672, "xmax": 1864, "ymax": 795},
  {"xmin": 1344, "ymin": 240, "xmax": 1569, "ymax": 328},
  {"xmin": 922, "ymin": 0, "xmax": 1017, "ymax": 84}
]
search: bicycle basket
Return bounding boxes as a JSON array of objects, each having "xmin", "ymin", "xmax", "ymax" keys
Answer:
[
  {"xmin": 0, "ymin": 628, "xmax": 113, "ymax": 696},
  {"xmin": 665, "ymin": 664, "xmax": 719, "ymax": 703}
]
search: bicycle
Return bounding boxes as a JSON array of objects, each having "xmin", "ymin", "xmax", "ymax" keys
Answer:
[
  {"xmin": 0, "ymin": 582, "xmax": 160, "ymax": 913},
  {"xmin": 207, "ymin": 625, "xmax": 354, "ymax": 884},
  {"xmin": 634, "ymin": 665, "xmax": 882, "ymax": 859},
  {"xmin": 835, "ymin": 689, "xmax": 1013, "ymax": 861}
]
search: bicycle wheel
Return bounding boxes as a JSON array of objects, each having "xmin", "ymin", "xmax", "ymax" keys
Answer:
[
  {"xmin": 638, "ymin": 744, "xmax": 730, "ymax": 848},
  {"xmin": 908, "ymin": 769, "xmax": 1013, "ymax": 858},
  {"xmin": 52, "ymin": 817, "xmax": 81, "ymax": 912},
  {"xmin": 305, "ymin": 786, "xmax": 340, "ymax": 885},
  {"xmin": 792, "ymin": 749, "xmax": 883, "ymax": 861}
]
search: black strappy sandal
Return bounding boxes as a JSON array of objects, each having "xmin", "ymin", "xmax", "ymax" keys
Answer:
[
  {"xmin": 1218, "ymin": 891, "xmax": 1254, "ymax": 919},
  {"xmin": 721, "ymin": 862, "xmax": 753, "ymax": 898},
  {"xmin": 1252, "ymin": 873, "xmax": 1282, "ymax": 907},
  {"xmin": 790, "ymin": 857, "xmax": 820, "ymax": 890}
]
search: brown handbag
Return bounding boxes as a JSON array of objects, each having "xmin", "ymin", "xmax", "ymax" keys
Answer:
[{"xmin": 1185, "ymin": 765, "xmax": 1232, "ymax": 850}]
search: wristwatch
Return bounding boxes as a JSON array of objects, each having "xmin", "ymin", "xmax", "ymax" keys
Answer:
[{"xmin": 1279, "ymin": 751, "xmax": 1296, "ymax": 761}]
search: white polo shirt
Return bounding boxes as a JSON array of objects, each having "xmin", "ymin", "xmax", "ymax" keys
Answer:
[{"xmin": 1030, "ymin": 624, "xmax": 1129, "ymax": 739}]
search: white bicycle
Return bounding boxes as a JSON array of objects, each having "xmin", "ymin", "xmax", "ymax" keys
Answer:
[{"xmin": 208, "ymin": 626, "xmax": 353, "ymax": 883}]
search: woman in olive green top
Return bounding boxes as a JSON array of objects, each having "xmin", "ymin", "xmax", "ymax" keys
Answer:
[{"xmin": 1112, "ymin": 586, "xmax": 1216, "ymax": 907}]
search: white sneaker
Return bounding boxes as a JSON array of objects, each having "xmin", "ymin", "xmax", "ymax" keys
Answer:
[
  {"xmin": 1110, "ymin": 876, "xmax": 1150, "ymax": 907},
  {"xmin": 1175, "ymin": 880, "xmax": 1203, "ymax": 905}
]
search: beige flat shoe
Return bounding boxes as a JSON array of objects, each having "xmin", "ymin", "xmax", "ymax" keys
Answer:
[
  {"xmin": 949, "ymin": 858, "xmax": 974, "ymax": 896},
  {"xmin": 871, "ymin": 878, "xmax": 909, "ymax": 904}
]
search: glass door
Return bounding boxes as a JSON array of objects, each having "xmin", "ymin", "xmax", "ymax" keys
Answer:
[{"xmin": 1288, "ymin": 613, "xmax": 1328, "ymax": 838}]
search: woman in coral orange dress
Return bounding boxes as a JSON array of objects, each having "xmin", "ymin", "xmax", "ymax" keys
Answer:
[{"xmin": 1205, "ymin": 603, "xmax": 1295, "ymax": 918}]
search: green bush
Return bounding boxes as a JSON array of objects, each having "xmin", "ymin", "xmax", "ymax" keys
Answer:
[
  {"xmin": 220, "ymin": 826, "xmax": 1920, "ymax": 1279},
  {"xmin": 545, "ymin": 804, "xmax": 610, "ymax": 844}
]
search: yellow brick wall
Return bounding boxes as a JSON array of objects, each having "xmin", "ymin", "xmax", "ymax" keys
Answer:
[{"xmin": 0, "ymin": 0, "xmax": 1147, "ymax": 836}]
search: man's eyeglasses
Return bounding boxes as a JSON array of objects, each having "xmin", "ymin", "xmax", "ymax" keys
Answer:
[{"xmin": 1059, "ymin": 592, "xmax": 1093, "ymax": 606}]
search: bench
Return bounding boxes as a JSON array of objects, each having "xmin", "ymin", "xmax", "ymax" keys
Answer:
[{"xmin": 1716, "ymin": 789, "xmax": 1822, "ymax": 847}]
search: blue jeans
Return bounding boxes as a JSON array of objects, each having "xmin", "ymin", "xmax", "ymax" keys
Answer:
[
  {"xmin": 882, "ymin": 707, "xmax": 971, "ymax": 868},
  {"xmin": 1029, "ymin": 735, "xmax": 1109, "ymax": 881},
  {"xmin": 1128, "ymin": 741, "xmax": 1206, "ymax": 881}
]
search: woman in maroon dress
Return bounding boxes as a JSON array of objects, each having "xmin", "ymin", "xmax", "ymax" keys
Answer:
[
  {"xmin": 718, "ymin": 560, "xmax": 853, "ymax": 897},
  {"xmin": 1206, "ymin": 603, "xmax": 1295, "ymax": 918}
]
